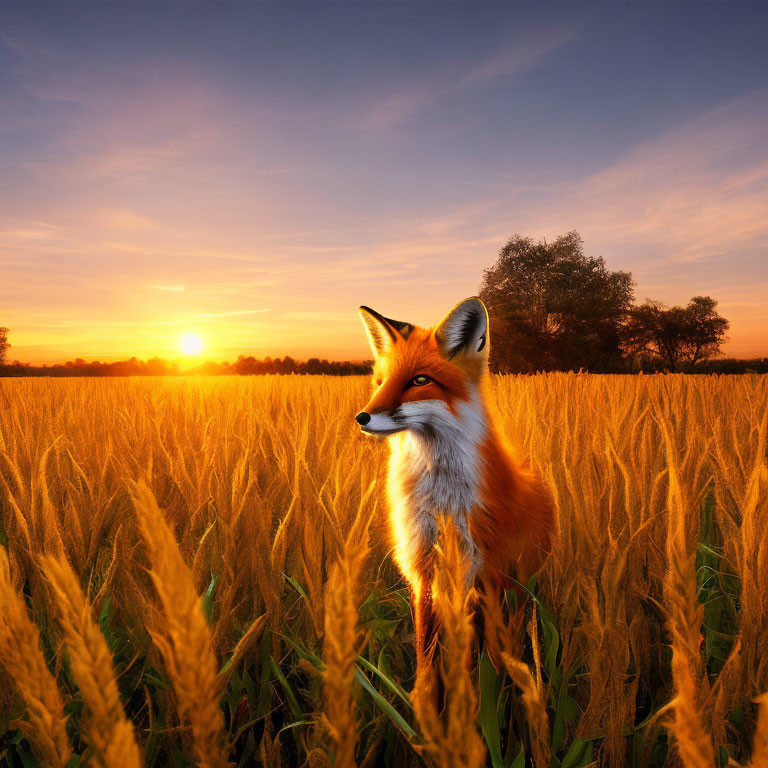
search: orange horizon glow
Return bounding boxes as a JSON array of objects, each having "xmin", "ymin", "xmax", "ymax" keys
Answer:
[{"xmin": 6, "ymin": 303, "xmax": 767, "ymax": 366}]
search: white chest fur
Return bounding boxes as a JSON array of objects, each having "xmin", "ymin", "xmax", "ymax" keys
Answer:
[{"xmin": 386, "ymin": 395, "xmax": 486, "ymax": 580}]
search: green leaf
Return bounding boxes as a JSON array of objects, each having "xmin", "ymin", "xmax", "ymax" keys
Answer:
[
  {"xmin": 354, "ymin": 665, "xmax": 416, "ymax": 740},
  {"xmin": 270, "ymin": 656, "xmax": 303, "ymax": 721},
  {"xmin": 64, "ymin": 698, "xmax": 84, "ymax": 716},
  {"xmin": 365, "ymin": 617, "xmax": 401, "ymax": 639},
  {"xmin": 280, "ymin": 632, "xmax": 324, "ymax": 669},
  {"xmin": 202, "ymin": 573, "xmax": 218, "ymax": 623},
  {"xmin": 729, "ymin": 703, "xmax": 745, "ymax": 731},
  {"xmin": 18, "ymin": 750, "xmax": 44, "ymax": 768},
  {"xmin": 242, "ymin": 669, "xmax": 258, "ymax": 716},
  {"xmin": 356, "ymin": 655, "xmax": 410, "ymax": 708},
  {"xmin": 697, "ymin": 542, "xmax": 722, "ymax": 559},
  {"xmin": 98, "ymin": 596, "xmax": 112, "ymax": 629},
  {"xmin": 257, "ymin": 629, "xmax": 275, "ymax": 715},
  {"xmin": 552, "ymin": 664, "xmax": 581, "ymax": 756},
  {"xmin": 510, "ymin": 745, "xmax": 525, "ymax": 768},
  {"xmin": 278, "ymin": 719, "xmax": 313, "ymax": 736},
  {"xmin": 377, "ymin": 647, "xmax": 394, "ymax": 686},
  {"xmin": 232, "ymin": 715, "xmax": 267, "ymax": 741},
  {"xmin": 282, "ymin": 573, "xmax": 309, "ymax": 601},
  {"xmin": 560, "ymin": 738, "xmax": 593, "ymax": 768},
  {"xmin": 479, "ymin": 650, "xmax": 504, "ymax": 768},
  {"xmin": 142, "ymin": 671, "xmax": 168, "ymax": 690},
  {"xmin": 543, "ymin": 618, "xmax": 561, "ymax": 689}
]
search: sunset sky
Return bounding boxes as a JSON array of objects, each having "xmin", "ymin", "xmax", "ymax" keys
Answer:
[{"xmin": 1, "ymin": 3, "xmax": 767, "ymax": 364}]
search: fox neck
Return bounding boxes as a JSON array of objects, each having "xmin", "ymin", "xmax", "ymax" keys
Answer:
[{"xmin": 387, "ymin": 386, "xmax": 488, "ymax": 576}]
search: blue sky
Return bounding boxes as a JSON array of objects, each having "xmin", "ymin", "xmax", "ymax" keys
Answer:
[{"xmin": 1, "ymin": 2, "xmax": 766, "ymax": 361}]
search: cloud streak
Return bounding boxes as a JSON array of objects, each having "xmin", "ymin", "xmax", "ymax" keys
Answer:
[
  {"xmin": 198, "ymin": 309, "xmax": 269, "ymax": 318},
  {"xmin": 360, "ymin": 27, "xmax": 574, "ymax": 129},
  {"xmin": 518, "ymin": 96, "xmax": 768, "ymax": 269}
]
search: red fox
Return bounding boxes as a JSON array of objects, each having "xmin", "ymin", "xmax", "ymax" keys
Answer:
[{"xmin": 356, "ymin": 297, "xmax": 555, "ymax": 660}]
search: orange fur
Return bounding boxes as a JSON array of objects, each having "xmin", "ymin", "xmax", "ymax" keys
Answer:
[
  {"xmin": 363, "ymin": 328, "xmax": 469, "ymax": 417},
  {"xmin": 357, "ymin": 300, "xmax": 556, "ymax": 661},
  {"xmin": 472, "ymin": 410, "xmax": 555, "ymax": 589}
]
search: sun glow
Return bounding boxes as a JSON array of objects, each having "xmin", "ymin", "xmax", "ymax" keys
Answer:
[{"xmin": 180, "ymin": 332, "xmax": 204, "ymax": 356}]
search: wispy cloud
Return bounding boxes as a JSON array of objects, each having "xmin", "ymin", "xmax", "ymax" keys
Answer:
[
  {"xmin": 360, "ymin": 27, "xmax": 574, "ymax": 129},
  {"xmin": 93, "ymin": 208, "xmax": 157, "ymax": 231},
  {"xmin": 198, "ymin": 309, "xmax": 270, "ymax": 318},
  {"xmin": 81, "ymin": 132, "xmax": 210, "ymax": 181},
  {"xmin": 457, "ymin": 28, "xmax": 574, "ymax": 88},
  {"xmin": 0, "ymin": 223, "xmax": 61, "ymax": 241},
  {"xmin": 150, "ymin": 285, "xmax": 185, "ymax": 292},
  {"xmin": 522, "ymin": 95, "xmax": 768, "ymax": 266}
]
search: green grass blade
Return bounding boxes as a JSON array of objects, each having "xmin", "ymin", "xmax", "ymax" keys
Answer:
[
  {"xmin": 479, "ymin": 649, "xmax": 504, "ymax": 768},
  {"xmin": 354, "ymin": 664, "xmax": 416, "ymax": 740},
  {"xmin": 356, "ymin": 655, "xmax": 411, "ymax": 708}
]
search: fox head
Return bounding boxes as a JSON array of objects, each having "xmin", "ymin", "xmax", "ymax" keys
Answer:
[{"xmin": 355, "ymin": 297, "xmax": 489, "ymax": 437}]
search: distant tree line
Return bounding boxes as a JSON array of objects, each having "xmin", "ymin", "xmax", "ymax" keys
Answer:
[
  {"xmin": 479, "ymin": 231, "xmax": 739, "ymax": 373},
  {"xmin": 217, "ymin": 356, "xmax": 372, "ymax": 376},
  {"xmin": 2, "ymin": 350, "xmax": 764, "ymax": 377},
  {"xmin": 684, "ymin": 357, "xmax": 768, "ymax": 374},
  {"xmin": 0, "ymin": 353, "xmax": 373, "ymax": 377}
]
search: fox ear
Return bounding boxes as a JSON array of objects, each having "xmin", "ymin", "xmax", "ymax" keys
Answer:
[
  {"xmin": 359, "ymin": 306, "xmax": 414, "ymax": 357},
  {"xmin": 435, "ymin": 297, "xmax": 489, "ymax": 361}
]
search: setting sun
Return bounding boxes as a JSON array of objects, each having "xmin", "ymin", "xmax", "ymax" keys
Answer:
[{"xmin": 180, "ymin": 332, "xmax": 204, "ymax": 356}]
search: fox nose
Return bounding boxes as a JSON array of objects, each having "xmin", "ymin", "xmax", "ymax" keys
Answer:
[{"xmin": 355, "ymin": 411, "xmax": 371, "ymax": 426}]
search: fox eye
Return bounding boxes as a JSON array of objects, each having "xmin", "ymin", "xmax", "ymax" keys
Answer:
[{"xmin": 409, "ymin": 375, "xmax": 431, "ymax": 387}]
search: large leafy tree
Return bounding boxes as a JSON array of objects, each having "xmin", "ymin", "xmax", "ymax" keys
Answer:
[
  {"xmin": 623, "ymin": 296, "xmax": 729, "ymax": 371},
  {"xmin": 478, "ymin": 232, "xmax": 635, "ymax": 372}
]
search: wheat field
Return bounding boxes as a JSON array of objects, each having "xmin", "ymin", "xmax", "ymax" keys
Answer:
[{"xmin": 0, "ymin": 374, "xmax": 766, "ymax": 768}]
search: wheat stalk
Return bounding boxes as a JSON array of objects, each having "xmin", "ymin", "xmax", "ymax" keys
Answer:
[
  {"xmin": 260, "ymin": 718, "xmax": 282, "ymax": 768},
  {"xmin": 411, "ymin": 518, "xmax": 485, "ymax": 768},
  {"xmin": 131, "ymin": 480, "xmax": 229, "ymax": 768},
  {"xmin": 321, "ymin": 490, "xmax": 373, "ymax": 768},
  {"xmin": 479, "ymin": 579, "xmax": 551, "ymax": 768},
  {"xmin": 659, "ymin": 412, "xmax": 715, "ymax": 767},
  {"xmin": 40, "ymin": 552, "xmax": 141, "ymax": 768},
  {"xmin": 0, "ymin": 548, "xmax": 72, "ymax": 768}
]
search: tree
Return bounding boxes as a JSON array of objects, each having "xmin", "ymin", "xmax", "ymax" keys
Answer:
[
  {"xmin": 623, "ymin": 296, "xmax": 729, "ymax": 371},
  {"xmin": 684, "ymin": 296, "xmax": 730, "ymax": 367},
  {"xmin": 0, "ymin": 328, "xmax": 8, "ymax": 366},
  {"xmin": 478, "ymin": 231, "xmax": 635, "ymax": 372}
]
